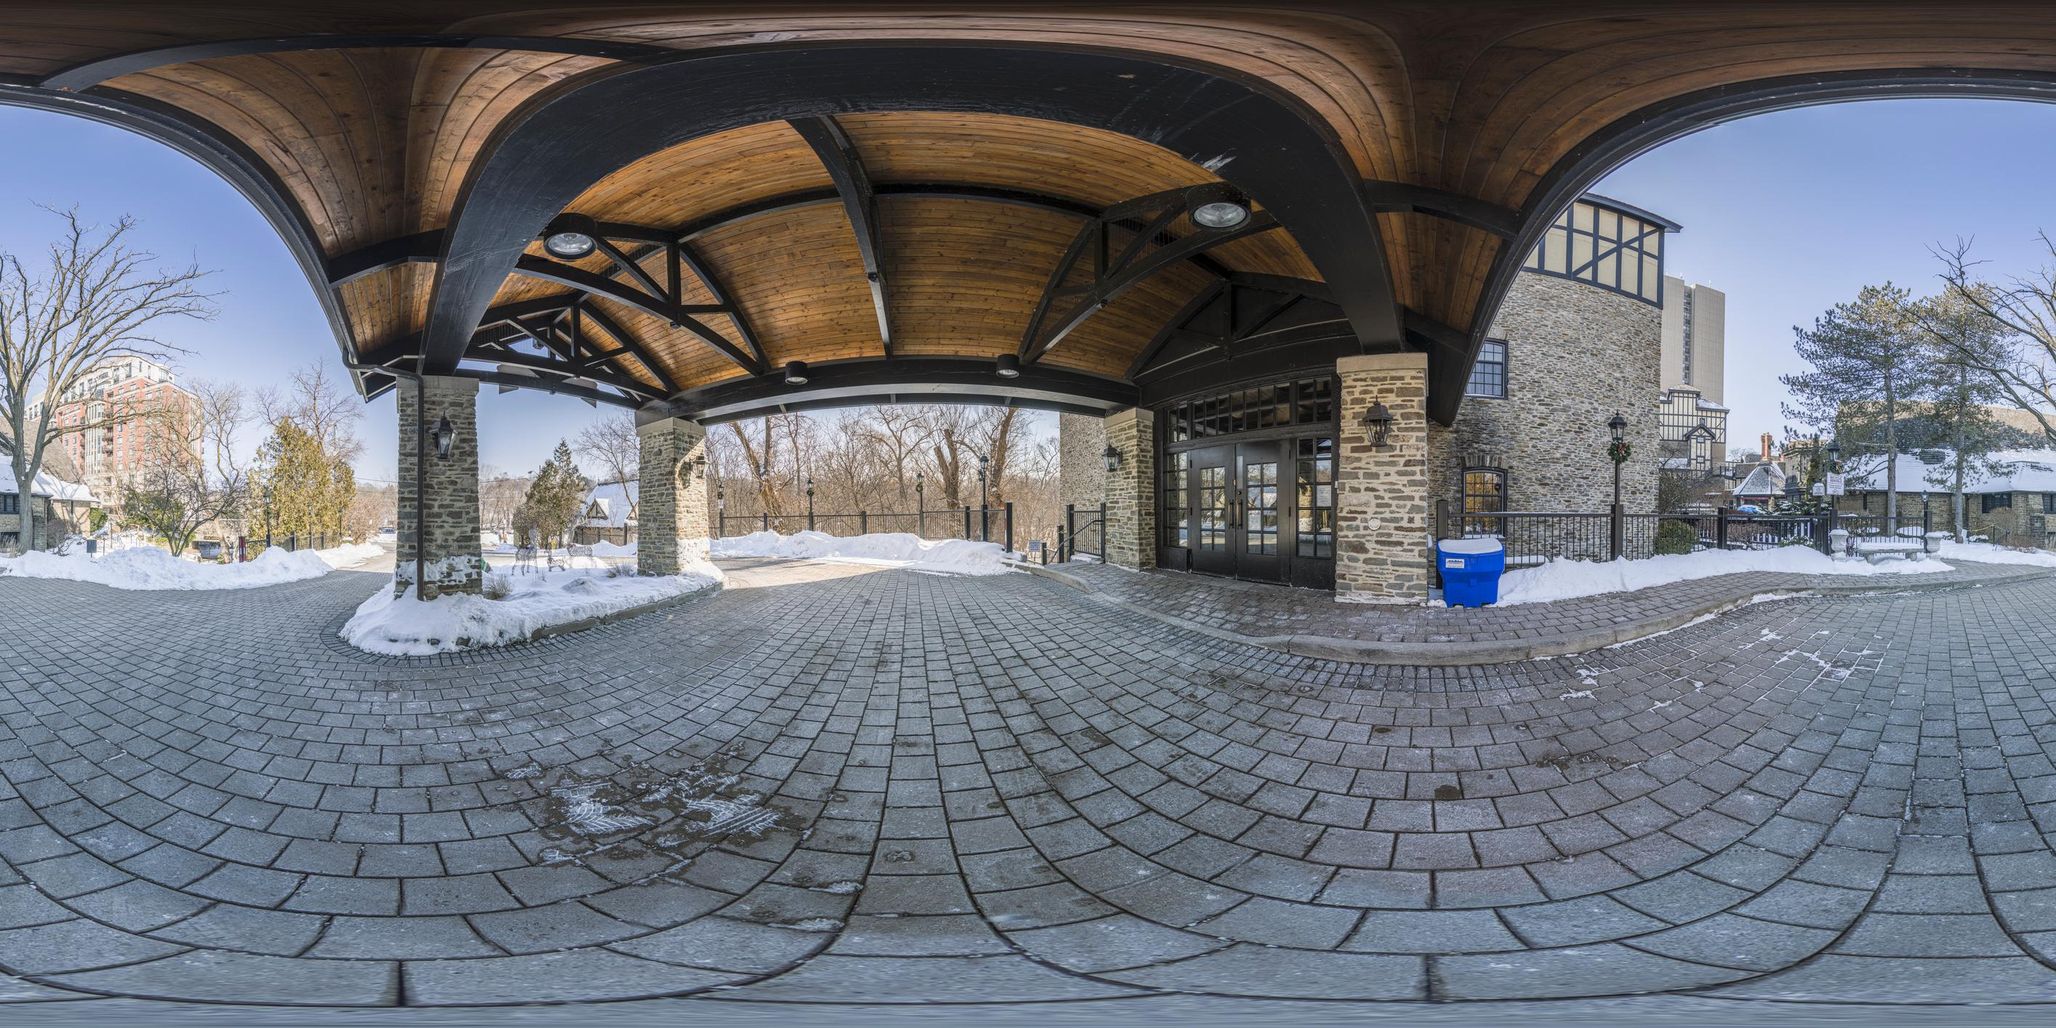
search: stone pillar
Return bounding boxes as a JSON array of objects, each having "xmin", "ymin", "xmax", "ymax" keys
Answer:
[
  {"xmin": 636, "ymin": 416, "xmax": 709, "ymax": 575},
  {"xmin": 1335, "ymin": 353, "xmax": 1431, "ymax": 604},
  {"xmin": 395, "ymin": 376, "xmax": 482, "ymax": 598},
  {"xmin": 1102, "ymin": 406, "xmax": 1155, "ymax": 570},
  {"xmin": 1057, "ymin": 412, "xmax": 1108, "ymax": 515}
]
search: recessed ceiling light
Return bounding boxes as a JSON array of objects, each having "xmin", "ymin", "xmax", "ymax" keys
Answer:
[
  {"xmin": 783, "ymin": 360, "xmax": 810, "ymax": 386},
  {"xmin": 1192, "ymin": 200, "xmax": 1250, "ymax": 230},
  {"xmin": 543, "ymin": 231, "xmax": 597, "ymax": 260},
  {"xmin": 995, "ymin": 354, "xmax": 1021, "ymax": 379}
]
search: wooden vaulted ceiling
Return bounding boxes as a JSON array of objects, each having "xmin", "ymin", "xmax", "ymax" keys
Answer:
[{"xmin": 10, "ymin": 3, "xmax": 2056, "ymax": 420}]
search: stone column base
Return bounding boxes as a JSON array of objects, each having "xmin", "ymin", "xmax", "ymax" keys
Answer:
[
  {"xmin": 395, "ymin": 376, "xmax": 482, "ymax": 599},
  {"xmin": 636, "ymin": 417, "xmax": 710, "ymax": 575},
  {"xmin": 1335, "ymin": 354, "xmax": 1431, "ymax": 604},
  {"xmin": 1102, "ymin": 407, "xmax": 1156, "ymax": 570}
]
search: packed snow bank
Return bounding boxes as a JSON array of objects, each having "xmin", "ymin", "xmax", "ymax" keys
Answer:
[
  {"xmin": 341, "ymin": 562, "xmax": 723, "ymax": 656},
  {"xmin": 711, "ymin": 530, "xmax": 1011, "ymax": 576},
  {"xmin": 0, "ymin": 542, "xmax": 382, "ymax": 590},
  {"xmin": 1933, "ymin": 540, "xmax": 2056, "ymax": 567},
  {"xmin": 1494, "ymin": 545, "xmax": 1949, "ymax": 606},
  {"xmin": 590, "ymin": 540, "xmax": 637, "ymax": 558}
]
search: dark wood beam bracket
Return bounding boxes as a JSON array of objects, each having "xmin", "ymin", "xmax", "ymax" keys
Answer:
[
  {"xmin": 789, "ymin": 115, "xmax": 893, "ymax": 357},
  {"xmin": 1363, "ymin": 181, "xmax": 1520, "ymax": 240}
]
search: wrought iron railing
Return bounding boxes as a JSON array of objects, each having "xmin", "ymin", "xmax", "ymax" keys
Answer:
[
  {"xmin": 1058, "ymin": 502, "xmax": 1107, "ymax": 563},
  {"xmin": 717, "ymin": 504, "xmax": 1014, "ymax": 551}
]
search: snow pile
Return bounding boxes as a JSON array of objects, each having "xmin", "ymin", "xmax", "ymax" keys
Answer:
[
  {"xmin": 339, "ymin": 562, "xmax": 723, "ymax": 656},
  {"xmin": 1933, "ymin": 540, "xmax": 2056, "ymax": 567},
  {"xmin": 1494, "ymin": 545, "xmax": 1950, "ymax": 606},
  {"xmin": 0, "ymin": 542, "xmax": 380, "ymax": 590},
  {"xmin": 590, "ymin": 540, "xmax": 637, "ymax": 558},
  {"xmin": 711, "ymin": 530, "xmax": 1012, "ymax": 576}
]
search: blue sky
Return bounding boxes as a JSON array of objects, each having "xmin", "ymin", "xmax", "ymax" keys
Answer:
[{"xmin": 3, "ymin": 97, "xmax": 2055, "ymax": 481}]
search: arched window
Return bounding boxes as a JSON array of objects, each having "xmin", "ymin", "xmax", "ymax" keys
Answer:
[{"xmin": 1462, "ymin": 468, "xmax": 1508, "ymax": 514}]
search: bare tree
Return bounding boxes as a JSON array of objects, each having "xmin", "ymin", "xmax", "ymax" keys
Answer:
[
  {"xmin": 1933, "ymin": 237, "xmax": 2056, "ymax": 444},
  {"xmin": 574, "ymin": 412, "xmax": 639, "ymax": 487},
  {"xmin": 258, "ymin": 363, "xmax": 364, "ymax": 462},
  {"xmin": 117, "ymin": 380, "xmax": 246, "ymax": 556},
  {"xmin": 0, "ymin": 207, "xmax": 216, "ymax": 551},
  {"xmin": 478, "ymin": 470, "xmax": 532, "ymax": 538},
  {"xmin": 725, "ymin": 418, "xmax": 785, "ymax": 518}
]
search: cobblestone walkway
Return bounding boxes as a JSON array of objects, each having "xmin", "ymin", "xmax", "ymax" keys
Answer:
[
  {"xmin": 3, "ymin": 558, "xmax": 2056, "ymax": 1011},
  {"xmin": 1045, "ymin": 558, "xmax": 2049, "ymax": 661}
]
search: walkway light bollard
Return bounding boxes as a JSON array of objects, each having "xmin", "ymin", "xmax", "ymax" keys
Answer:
[
  {"xmin": 916, "ymin": 473, "xmax": 926, "ymax": 536},
  {"xmin": 806, "ymin": 477, "xmax": 815, "ymax": 532},
  {"xmin": 1607, "ymin": 413, "xmax": 1628, "ymax": 561}
]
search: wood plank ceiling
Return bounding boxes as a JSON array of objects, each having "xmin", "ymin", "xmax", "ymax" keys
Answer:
[{"xmin": 11, "ymin": 3, "xmax": 2056, "ymax": 417}]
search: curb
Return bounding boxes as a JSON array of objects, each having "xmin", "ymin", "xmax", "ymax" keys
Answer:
[{"xmin": 1020, "ymin": 561, "xmax": 2053, "ymax": 666}]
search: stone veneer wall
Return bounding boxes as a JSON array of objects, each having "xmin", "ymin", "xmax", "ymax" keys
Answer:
[
  {"xmin": 636, "ymin": 417, "xmax": 710, "ymax": 575},
  {"xmin": 1102, "ymin": 408, "xmax": 1155, "ymax": 569},
  {"xmin": 1336, "ymin": 353, "xmax": 1431, "ymax": 603},
  {"xmin": 1057, "ymin": 412, "xmax": 1108, "ymax": 520},
  {"xmin": 1428, "ymin": 272, "xmax": 1662, "ymax": 517},
  {"xmin": 395, "ymin": 376, "xmax": 482, "ymax": 598}
]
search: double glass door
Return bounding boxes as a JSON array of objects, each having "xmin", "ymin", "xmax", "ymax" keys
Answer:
[{"xmin": 1184, "ymin": 441, "xmax": 1284, "ymax": 581}]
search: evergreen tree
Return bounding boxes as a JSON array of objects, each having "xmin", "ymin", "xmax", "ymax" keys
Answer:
[
  {"xmin": 257, "ymin": 419, "xmax": 354, "ymax": 545},
  {"xmin": 1913, "ymin": 291, "xmax": 2015, "ymax": 542},
  {"xmin": 1781, "ymin": 283, "xmax": 1931, "ymax": 532},
  {"xmin": 516, "ymin": 440, "xmax": 588, "ymax": 548}
]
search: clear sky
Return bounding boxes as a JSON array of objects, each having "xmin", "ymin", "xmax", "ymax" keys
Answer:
[{"xmin": 3, "ymin": 97, "xmax": 2055, "ymax": 480}]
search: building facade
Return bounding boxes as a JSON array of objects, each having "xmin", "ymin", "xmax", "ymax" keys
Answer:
[
  {"xmin": 1061, "ymin": 193, "xmax": 1686, "ymax": 594},
  {"xmin": 0, "ymin": 465, "xmax": 97, "ymax": 551},
  {"xmin": 1660, "ymin": 277, "xmax": 1726, "ymax": 403},
  {"xmin": 31, "ymin": 356, "xmax": 197, "ymax": 506},
  {"xmin": 574, "ymin": 480, "xmax": 639, "ymax": 546}
]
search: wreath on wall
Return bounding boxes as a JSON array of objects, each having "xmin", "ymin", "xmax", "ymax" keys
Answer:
[{"xmin": 1607, "ymin": 439, "xmax": 1632, "ymax": 465}]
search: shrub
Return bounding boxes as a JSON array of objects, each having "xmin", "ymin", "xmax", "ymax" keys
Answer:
[
  {"xmin": 482, "ymin": 573, "xmax": 512, "ymax": 600},
  {"xmin": 1654, "ymin": 518, "xmax": 1698, "ymax": 556}
]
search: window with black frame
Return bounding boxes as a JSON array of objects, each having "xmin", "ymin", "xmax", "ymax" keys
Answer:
[
  {"xmin": 1165, "ymin": 377, "xmax": 1336, "ymax": 444},
  {"xmin": 1462, "ymin": 468, "xmax": 1507, "ymax": 515},
  {"xmin": 1295, "ymin": 437, "xmax": 1334, "ymax": 558},
  {"xmin": 1161, "ymin": 451, "xmax": 1189, "ymax": 547},
  {"xmin": 1467, "ymin": 339, "xmax": 1507, "ymax": 398},
  {"xmin": 1985, "ymin": 492, "xmax": 2014, "ymax": 513}
]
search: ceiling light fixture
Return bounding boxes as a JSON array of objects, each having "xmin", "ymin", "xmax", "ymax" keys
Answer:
[
  {"xmin": 783, "ymin": 360, "xmax": 810, "ymax": 386},
  {"xmin": 1192, "ymin": 199, "xmax": 1250, "ymax": 230},
  {"xmin": 543, "ymin": 231, "xmax": 597, "ymax": 260},
  {"xmin": 995, "ymin": 354, "xmax": 1021, "ymax": 379}
]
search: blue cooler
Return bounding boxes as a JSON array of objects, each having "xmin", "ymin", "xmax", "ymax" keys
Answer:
[{"xmin": 1437, "ymin": 538, "xmax": 1505, "ymax": 608}]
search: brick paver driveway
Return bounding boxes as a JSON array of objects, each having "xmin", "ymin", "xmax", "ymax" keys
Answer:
[{"xmin": 3, "ymin": 558, "xmax": 2056, "ymax": 1016}]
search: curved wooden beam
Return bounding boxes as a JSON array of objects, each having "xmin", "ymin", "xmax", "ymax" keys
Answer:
[
  {"xmin": 424, "ymin": 43, "xmax": 1396, "ymax": 376},
  {"xmin": 789, "ymin": 115, "xmax": 892, "ymax": 357},
  {"xmin": 40, "ymin": 34, "xmax": 675, "ymax": 92}
]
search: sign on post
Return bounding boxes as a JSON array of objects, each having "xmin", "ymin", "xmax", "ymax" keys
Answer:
[{"xmin": 1826, "ymin": 473, "xmax": 1846, "ymax": 497}]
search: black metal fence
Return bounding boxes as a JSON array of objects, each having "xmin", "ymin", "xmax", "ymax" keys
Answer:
[
  {"xmin": 1442, "ymin": 506, "xmax": 1943, "ymax": 566},
  {"xmin": 1057, "ymin": 502, "xmax": 1107, "ymax": 563},
  {"xmin": 716, "ymin": 503, "xmax": 1015, "ymax": 552}
]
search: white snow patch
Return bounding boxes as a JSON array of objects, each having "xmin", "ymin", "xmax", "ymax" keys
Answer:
[
  {"xmin": 711, "ymin": 530, "xmax": 1011, "ymax": 576},
  {"xmin": 1934, "ymin": 540, "xmax": 2056, "ymax": 567},
  {"xmin": 809, "ymin": 881, "xmax": 864, "ymax": 895},
  {"xmin": 1558, "ymin": 689, "xmax": 1594, "ymax": 701},
  {"xmin": 1493, "ymin": 547, "xmax": 1948, "ymax": 606},
  {"xmin": 339, "ymin": 562, "xmax": 722, "ymax": 656},
  {"xmin": 0, "ymin": 542, "xmax": 382, "ymax": 590},
  {"xmin": 776, "ymin": 918, "xmax": 844, "ymax": 933}
]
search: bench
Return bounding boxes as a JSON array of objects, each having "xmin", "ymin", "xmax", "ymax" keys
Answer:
[{"xmin": 1852, "ymin": 539, "xmax": 1925, "ymax": 564}]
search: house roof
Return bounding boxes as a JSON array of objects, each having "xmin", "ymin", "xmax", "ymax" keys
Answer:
[
  {"xmin": 1847, "ymin": 449, "xmax": 2056, "ymax": 495},
  {"xmin": 0, "ymin": 465, "xmax": 96, "ymax": 504},
  {"xmin": 579, "ymin": 480, "xmax": 638, "ymax": 529},
  {"xmin": 1732, "ymin": 463, "xmax": 1787, "ymax": 497}
]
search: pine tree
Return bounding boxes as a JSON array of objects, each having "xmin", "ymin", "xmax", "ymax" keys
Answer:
[
  {"xmin": 257, "ymin": 420, "xmax": 354, "ymax": 545},
  {"xmin": 517, "ymin": 440, "xmax": 589, "ymax": 548},
  {"xmin": 1913, "ymin": 291, "xmax": 2014, "ymax": 542},
  {"xmin": 1781, "ymin": 283, "xmax": 1931, "ymax": 532}
]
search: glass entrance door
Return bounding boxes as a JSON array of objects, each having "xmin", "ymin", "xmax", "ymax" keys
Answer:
[
  {"xmin": 1188, "ymin": 445, "xmax": 1235, "ymax": 576},
  {"xmin": 1179, "ymin": 442, "xmax": 1287, "ymax": 582},
  {"xmin": 1235, "ymin": 440, "xmax": 1285, "ymax": 581}
]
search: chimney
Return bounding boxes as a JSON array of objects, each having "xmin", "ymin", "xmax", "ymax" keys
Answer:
[{"xmin": 1761, "ymin": 432, "xmax": 1774, "ymax": 462}]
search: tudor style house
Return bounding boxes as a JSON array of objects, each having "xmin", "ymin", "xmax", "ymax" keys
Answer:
[
  {"xmin": 1842, "ymin": 449, "xmax": 2056, "ymax": 548},
  {"xmin": 574, "ymin": 480, "xmax": 638, "ymax": 547}
]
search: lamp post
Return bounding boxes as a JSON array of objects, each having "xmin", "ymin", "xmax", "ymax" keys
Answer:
[
  {"xmin": 805, "ymin": 477, "xmax": 815, "ymax": 532},
  {"xmin": 1607, "ymin": 413, "xmax": 1628, "ymax": 560},
  {"xmin": 977, "ymin": 454, "xmax": 991, "ymax": 542},
  {"xmin": 915, "ymin": 472, "xmax": 926, "ymax": 537}
]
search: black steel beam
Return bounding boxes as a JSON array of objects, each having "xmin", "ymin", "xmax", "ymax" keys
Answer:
[
  {"xmin": 645, "ymin": 357, "xmax": 1134, "ymax": 425},
  {"xmin": 1363, "ymin": 181, "xmax": 1520, "ymax": 240},
  {"xmin": 40, "ymin": 35, "xmax": 676, "ymax": 92},
  {"xmin": 423, "ymin": 43, "xmax": 1397, "ymax": 376},
  {"xmin": 453, "ymin": 368, "xmax": 643, "ymax": 410},
  {"xmin": 573, "ymin": 302, "xmax": 680, "ymax": 395},
  {"xmin": 510, "ymin": 255, "xmax": 762, "ymax": 374},
  {"xmin": 790, "ymin": 115, "xmax": 892, "ymax": 357},
  {"xmin": 326, "ymin": 229, "xmax": 441, "ymax": 285}
]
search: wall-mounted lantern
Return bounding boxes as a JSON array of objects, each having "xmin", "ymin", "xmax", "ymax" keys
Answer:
[
  {"xmin": 1103, "ymin": 444, "xmax": 1123, "ymax": 473},
  {"xmin": 1362, "ymin": 401, "xmax": 1394, "ymax": 450},
  {"xmin": 431, "ymin": 414, "xmax": 456, "ymax": 461}
]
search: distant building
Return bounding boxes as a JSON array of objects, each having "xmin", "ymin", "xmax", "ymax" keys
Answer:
[
  {"xmin": 1656, "ymin": 385, "xmax": 1728, "ymax": 472},
  {"xmin": 1843, "ymin": 448, "xmax": 2056, "ymax": 547},
  {"xmin": 574, "ymin": 480, "xmax": 638, "ymax": 546},
  {"xmin": 0, "ymin": 463, "xmax": 97, "ymax": 550},
  {"xmin": 29, "ymin": 355, "xmax": 197, "ymax": 506},
  {"xmin": 1660, "ymin": 277, "xmax": 1724, "ymax": 403}
]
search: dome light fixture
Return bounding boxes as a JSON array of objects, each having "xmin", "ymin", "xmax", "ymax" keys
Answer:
[
  {"xmin": 543, "ymin": 230, "xmax": 597, "ymax": 260},
  {"xmin": 1191, "ymin": 198, "xmax": 1250, "ymax": 230},
  {"xmin": 783, "ymin": 360, "xmax": 810, "ymax": 386},
  {"xmin": 995, "ymin": 354, "xmax": 1022, "ymax": 379}
]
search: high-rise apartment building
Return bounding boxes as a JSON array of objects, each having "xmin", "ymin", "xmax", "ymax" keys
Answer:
[
  {"xmin": 1660, "ymin": 276, "xmax": 1725, "ymax": 404},
  {"xmin": 31, "ymin": 355, "xmax": 196, "ymax": 504}
]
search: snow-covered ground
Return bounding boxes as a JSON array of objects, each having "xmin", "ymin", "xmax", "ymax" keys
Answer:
[
  {"xmin": 710, "ymin": 530, "xmax": 1012, "ymax": 576},
  {"xmin": 340, "ymin": 562, "xmax": 723, "ymax": 656},
  {"xmin": 1493, "ymin": 545, "xmax": 1950, "ymax": 606},
  {"xmin": 1932, "ymin": 540, "xmax": 2056, "ymax": 568},
  {"xmin": 0, "ymin": 541, "xmax": 384, "ymax": 590}
]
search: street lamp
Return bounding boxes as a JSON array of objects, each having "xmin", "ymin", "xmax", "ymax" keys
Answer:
[
  {"xmin": 1606, "ymin": 413, "xmax": 1629, "ymax": 509},
  {"xmin": 1827, "ymin": 440, "xmax": 1842, "ymax": 472}
]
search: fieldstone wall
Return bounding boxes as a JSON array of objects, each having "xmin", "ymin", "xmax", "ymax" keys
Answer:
[
  {"xmin": 1428, "ymin": 272, "xmax": 1662, "ymax": 517},
  {"xmin": 1102, "ymin": 407, "xmax": 1155, "ymax": 569},
  {"xmin": 636, "ymin": 417, "xmax": 710, "ymax": 576},
  {"xmin": 1058, "ymin": 412, "xmax": 1108, "ymax": 516},
  {"xmin": 395, "ymin": 376, "xmax": 482, "ymax": 598},
  {"xmin": 1336, "ymin": 353, "xmax": 1432, "ymax": 603}
]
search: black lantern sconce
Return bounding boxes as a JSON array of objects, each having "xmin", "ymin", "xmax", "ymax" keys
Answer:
[
  {"xmin": 1608, "ymin": 413, "xmax": 1627, "ymax": 445},
  {"xmin": 1827, "ymin": 439, "xmax": 1842, "ymax": 472},
  {"xmin": 431, "ymin": 414, "xmax": 456, "ymax": 461},
  {"xmin": 1103, "ymin": 444, "xmax": 1123, "ymax": 473},
  {"xmin": 1362, "ymin": 401, "xmax": 1394, "ymax": 450}
]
